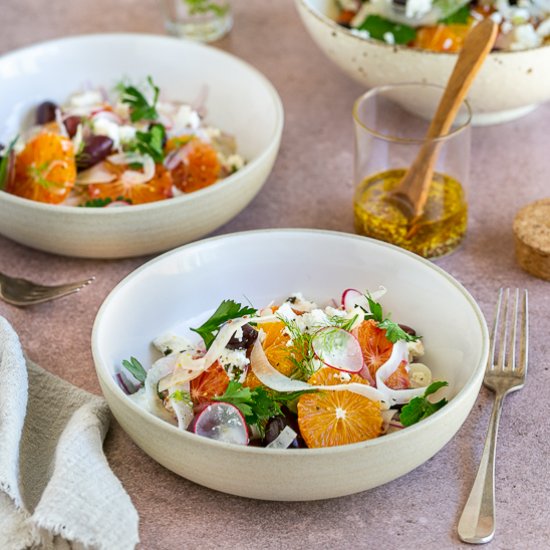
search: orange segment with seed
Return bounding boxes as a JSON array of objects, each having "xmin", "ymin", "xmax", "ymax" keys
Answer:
[{"xmin": 297, "ymin": 367, "xmax": 383, "ymax": 448}]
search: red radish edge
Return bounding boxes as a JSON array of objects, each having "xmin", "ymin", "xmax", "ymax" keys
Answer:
[
  {"xmin": 311, "ymin": 327, "xmax": 364, "ymax": 373},
  {"xmin": 341, "ymin": 288, "xmax": 362, "ymax": 310}
]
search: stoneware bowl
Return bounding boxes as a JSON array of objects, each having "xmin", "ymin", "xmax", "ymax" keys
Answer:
[
  {"xmin": 0, "ymin": 34, "xmax": 283, "ymax": 258},
  {"xmin": 296, "ymin": 0, "xmax": 550, "ymax": 125},
  {"xmin": 92, "ymin": 229, "xmax": 489, "ymax": 501}
]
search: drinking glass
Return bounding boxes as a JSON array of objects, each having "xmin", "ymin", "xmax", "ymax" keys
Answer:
[
  {"xmin": 353, "ymin": 83, "xmax": 472, "ymax": 259},
  {"xmin": 161, "ymin": 0, "xmax": 233, "ymax": 42}
]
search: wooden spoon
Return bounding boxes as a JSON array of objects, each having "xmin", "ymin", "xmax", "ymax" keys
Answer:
[{"xmin": 390, "ymin": 18, "xmax": 498, "ymax": 221}]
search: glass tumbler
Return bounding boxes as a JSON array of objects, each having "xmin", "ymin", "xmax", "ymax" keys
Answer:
[
  {"xmin": 353, "ymin": 83, "xmax": 472, "ymax": 259},
  {"xmin": 161, "ymin": 0, "xmax": 233, "ymax": 43}
]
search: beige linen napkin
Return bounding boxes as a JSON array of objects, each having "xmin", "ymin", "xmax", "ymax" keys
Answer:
[{"xmin": 0, "ymin": 316, "xmax": 139, "ymax": 550}]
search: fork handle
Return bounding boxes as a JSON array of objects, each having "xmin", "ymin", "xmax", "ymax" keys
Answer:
[{"xmin": 457, "ymin": 392, "xmax": 505, "ymax": 544}]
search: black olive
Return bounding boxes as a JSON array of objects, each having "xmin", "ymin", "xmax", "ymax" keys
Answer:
[
  {"xmin": 36, "ymin": 101, "xmax": 58, "ymax": 125},
  {"xmin": 226, "ymin": 324, "xmax": 259, "ymax": 350},
  {"xmin": 64, "ymin": 115, "xmax": 82, "ymax": 138},
  {"xmin": 76, "ymin": 135, "xmax": 114, "ymax": 170},
  {"xmin": 398, "ymin": 324, "xmax": 417, "ymax": 336}
]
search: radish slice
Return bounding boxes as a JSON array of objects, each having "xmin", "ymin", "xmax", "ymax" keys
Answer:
[
  {"xmin": 266, "ymin": 426, "xmax": 297, "ymax": 449},
  {"xmin": 311, "ymin": 327, "xmax": 363, "ymax": 373},
  {"xmin": 250, "ymin": 339, "xmax": 390, "ymax": 409},
  {"xmin": 192, "ymin": 402, "xmax": 249, "ymax": 445},
  {"xmin": 408, "ymin": 363, "xmax": 432, "ymax": 388},
  {"xmin": 375, "ymin": 341, "xmax": 427, "ymax": 405},
  {"xmin": 341, "ymin": 286, "xmax": 387, "ymax": 312}
]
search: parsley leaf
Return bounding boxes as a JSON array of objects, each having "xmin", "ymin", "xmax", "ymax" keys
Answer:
[
  {"xmin": 131, "ymin": 123, "xmax": 166, "ymax": 163},
  {"xmin": 363, "ymin": 294, "xmax": 420, "ymax": 344},
  {"xmin": 358, "ymin": 15, "xmax": 416, "ymax": 45},
  {"xmin": 121, "ymin": 356, "xmax": 147, "ymax": 383},
  {"xmin": 119, "ymin": 76, "xmax": 160, "ymax": 122},
  {"xmin": 0, "ymin": 136, "xmax": 18, "ymax": 190},
  {"xmin": 80, "ymin": 196, "xmax": 131, "ymax": 208},
  {"xmin": 439, "ymin": 4, "xmax": 470, "ymax": 24},
  {"xmin": 191, "ymin": 299, "xmax": 257, "ymax": 349},
  {"xmin": 399, "ymin": 381, "xmax": 448, "ymax": 426}
]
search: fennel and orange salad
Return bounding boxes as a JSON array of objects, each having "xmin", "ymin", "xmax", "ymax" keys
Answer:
[
  {"xmin": 118, "ymin": 289, "xmax": 448, "ymax": 449},
  {"xmin": 0, "ymin": 76, "xmax": 243, "ymax": 206}
]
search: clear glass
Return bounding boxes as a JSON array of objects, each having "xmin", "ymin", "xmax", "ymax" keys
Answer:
[
  {"xmin": 353, "ymin": 83, "xmax": 472, "ymax": 259},
  {"xmin": 161, "ymin": 0, "xmax": 233, "ymax": 43}
]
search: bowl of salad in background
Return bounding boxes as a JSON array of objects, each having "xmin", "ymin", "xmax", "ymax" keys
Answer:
[
  {"xmin": 92, "ymin": 229, "xmax": 489, "ymax": 500},
  {"xmin": 296, "ymin": 0, "xmax": 550, "ymax": 125},
  {"xmin": 0, "ymin": 34, "xmax": 283, "ymax": 258}
]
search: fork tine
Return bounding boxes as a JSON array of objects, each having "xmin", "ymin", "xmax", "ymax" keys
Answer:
[
  {"xmin": 489, "ymin": 288, "xmax": 503, "ymax": 371},
  {"xmin": 506, "ymin": 288, "xmax": 519, "ymax": 371},
  {"xmin": 519, "ymin": 289, "xmax": 529, "ymax": 374}
]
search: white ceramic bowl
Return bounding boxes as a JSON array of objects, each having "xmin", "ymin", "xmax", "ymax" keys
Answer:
[
  {"xmin": 92, "ymin": 229, "xmax": 489, "ymax": 501},
  {"xmin": 296, "ymin": 0, "xmax": 550, "ymax": 125},
  {"xmin": 0, "ymin": 34, "xmax": 283, "ymax": 258}
]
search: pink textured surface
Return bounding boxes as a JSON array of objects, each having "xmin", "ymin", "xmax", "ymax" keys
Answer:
[{"xmin": 1, "ymin": 1, "xmax": 549, "ymax": 548}]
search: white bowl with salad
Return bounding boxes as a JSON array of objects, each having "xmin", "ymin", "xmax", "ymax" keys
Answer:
[
  {"xmin": 92, "ymin": 229, "xmax": 489, "ymax": 501},
  {"xmin": 296, "ymin": 0, "xmax": 550, "ymax": 125},
  {"xmin": 0, "ymin": 34, "xmax": 283, "ymax": 258}
]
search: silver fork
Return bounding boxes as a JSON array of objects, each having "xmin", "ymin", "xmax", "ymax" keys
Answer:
[
  {"xmin": 0, "ymin": 271, "xmax": 95, "ymax": 306},
  {"xmin": 458, "ymin": 288, "xmax": 529, "ymax": 544}
]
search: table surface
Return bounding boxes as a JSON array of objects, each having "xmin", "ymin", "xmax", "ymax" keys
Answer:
[{"xmin": 1, "ymin": 1, "xmax": 549, "ymax": 548}]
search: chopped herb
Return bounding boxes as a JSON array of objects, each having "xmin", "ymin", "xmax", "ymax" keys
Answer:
[
  {"xmin": 119, "ymin": 76, "xmax": 160, "ymax": 122},
  {"xmin": 439, "ymin": 4, "xmax": 470, "ymax": 24},
  {"xmin": 130, "ymin": 123, "xmax": 166, "ymax": 163},
  {"xmin": 399, "ymin": 381, "xmax": 448, "ymax": 426},
  {"xmin": 213, "ymin": 381, "xmax": 312, "ymax": 436},
  {"xmin": 364, "ymin": 294, "xmax": 420, "ymax": 344},
  {"xmin": 28, "ymin": 162, "xmax": 63, "ymax": 190},
  {"xmin": 80, "ymin": 196, "xmax": 130, "ymax": 208},
  {"xmin": 184, "ymin": 0, "xmax": 230, "ymax": 17},
  {"xmin": 128, "ymin": 161, "xmax": 143, "ymax": 170},
  {"xmin": 276, "ymin": 316, "xmax": 317, "ymax": 380},
  {"xmin": 358, "ymin": 15, "xmax": 416, "ymax": 45},
  {"xmin": 191, "ymin": 299, "xmax": 257, "ymax": 349},
  {"xmin": 170, "ymin": 389, "xmax": 192, "ymax": 404},
  {"xmin": 328, "ymin": 313, "xmax": 359, "ymax": 332},
  {"xmin": 0, "ymin": 136, "xmax": 18, "ymax": 190},
  {"xmin": 121, "ymin": 356, "xmax": 147, "ymax": 383}
]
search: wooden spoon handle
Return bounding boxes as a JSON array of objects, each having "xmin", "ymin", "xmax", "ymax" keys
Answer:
[
  {"xmin": 395, "ymin": 18, "xmax": 498, "ymax": 219},
  {"xmin": 427, "ymin": 18, "xmax": 498, "ymax": 139}
]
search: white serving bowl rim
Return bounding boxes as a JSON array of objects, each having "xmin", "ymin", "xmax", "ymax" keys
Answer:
[
  {"xmin": 298, "ymin": 0, "xmax": 550, "ymax": 57},
  {"xmin": 0, "ymin": 32, "xmax": 284, "ymax": 215},
  {"xmin": 92, "ymin": 228, "xmax": 489, "ymax": 456}
]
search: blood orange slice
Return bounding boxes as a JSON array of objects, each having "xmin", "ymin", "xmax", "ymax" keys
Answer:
[
  {"xmin": 190, "ymin": 361, "xmax": 229, "ymax": 405},
  {"xmin": 385, "ymin": 360, "xmax": 411, "ymax": 390},
  {"xmin": 352, "ymin": 320, "xmax": 393, "ymax": 380},
  {"xmin": 297, "ymin": 367, "xmax": 383, "ymax": 448}
]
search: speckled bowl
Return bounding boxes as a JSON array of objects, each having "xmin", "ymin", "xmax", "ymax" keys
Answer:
[
  {"xmin": 296, "ymin": 0, "xmax": 550, "ymax": 125},
  {"xmin": 0, "ymin": 34, "xmax": 283, "ymax": 258},
  {"xmin": 92, "ymin": 229, "xmax": 489, "ymax": 501}
]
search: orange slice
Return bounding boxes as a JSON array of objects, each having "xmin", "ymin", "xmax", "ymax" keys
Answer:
[
  {"xmin": 245, "ymin": 321, "xmax": 298, "ymax": 389},
  {"xmin": 190, "ymin": 361, "xmax": 229, "ymax": 405},
  {"xmin": 353, "ymin": 320, "xmax": 393, "ymax": 380},
  {"xmin": 87, "ymin": 163, "xmax": 173, "ymax": 205},
  {"xmin": 297, "ymin": 367, "xmax": 383, "ymax": 448},
  {"xmin": 171, "ymin": 141, "xmax": 221, "ymax": 193},
  {"xmin": 9, "ymin": 132, "xmax": 76, "ymax": 204}
]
